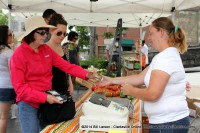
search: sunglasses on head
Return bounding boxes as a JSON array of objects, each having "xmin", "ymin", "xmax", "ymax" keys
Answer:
[
  {"xmin": 36, "ymin": 31, "xmax": 47, "ymax": 36},
  {"xmin": 56, "ymin": 31, "xmax": 68, "ymax": 37}
]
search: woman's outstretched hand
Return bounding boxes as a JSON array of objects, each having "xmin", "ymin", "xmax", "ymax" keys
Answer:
[
  {"xmin": 95, "ymin": 75, "xmax": 113, "ymax": 86},
  {"xmin": 86, "ymin": 71, "xmax": 96, "ymax": 79},
  {"xmin": 86, "ymin": 67, "xmax": 98, "ymax": 79}
]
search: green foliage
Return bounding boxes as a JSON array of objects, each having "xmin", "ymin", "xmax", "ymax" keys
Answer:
[
  {"xmin": 80, "ymin": 60, "xmax": 90, "ymax": 69},
  {"xmin": 80, "ymin": 56, "xmax": 108, "ymax": 69},
  {"xmin": 122, "ymin": 27, "xmax": 128, "ymax": 30},
  {"xmin": 75, "ymin": 26, "xmax": 90, "ymax": 49},
  {"xmin": 104, "ymin": 31, "xmax": 114, "ymax": 39},
  {"xmin": 79, "ymin": 49, "xmax": 87, "ymax": 52},
  {"xmin": 0, "ymin": 9, "xmax": 8, "ymax": 25}
]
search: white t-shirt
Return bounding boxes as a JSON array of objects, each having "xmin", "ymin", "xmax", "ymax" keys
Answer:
[
  {"xmin": 144, "ymin": 47, "xmax": 189, "ymax": 124},
  {"xmin": 106, "ymin": 40, "xmax": 122, "ymax": 55},
  {"xmin": 141, "ymin": 44, "xmax": 149, "ymax": 65},
  {"xmin": 0, "ymin": 49, "xmax": 13, "ymax": 88}
]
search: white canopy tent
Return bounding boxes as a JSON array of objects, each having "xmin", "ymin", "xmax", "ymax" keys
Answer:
[
  {"xmin": 14, "ymin": 12, "xmax": 171, "ymax": 27},
  {"xmin": 1, "ymin": 0, "xmax": 200, "ymax": 27}
]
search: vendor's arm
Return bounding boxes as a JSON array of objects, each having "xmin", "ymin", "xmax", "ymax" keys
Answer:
[
  {"xmin": 96, "ymin": 66, "xmax": 149, "ymax": 86},
  {"xmin": 112, "ymin": 66, "xmax": 149, "ymax": 86},
  {"xmin": 121, "ymin": 70, "xmax": 169, "ymax": 101}
]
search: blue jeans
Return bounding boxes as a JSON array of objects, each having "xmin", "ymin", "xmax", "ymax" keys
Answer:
[
  {"xmin": 18, "ymin": 101, "xmax": 40, "ymax": 133},
  {"xmin": 149, "ymin": 116, "xmax": 190, "ymax": 133}
]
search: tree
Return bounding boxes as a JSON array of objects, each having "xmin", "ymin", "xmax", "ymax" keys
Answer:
[
  {"xmin": 88, "ymin": 27, "xmax": 96, "ymax": 56},
  {"xmin": 0, "ymin": 9, "xmax": 8, "ymax": 25},
  {"xmin": 75, "ymin": 26, "xmax": 90, "ymax": 49}
]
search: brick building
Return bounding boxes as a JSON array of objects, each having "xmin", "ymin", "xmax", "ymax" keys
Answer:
[{"xmin": 96, "ymin": 26, "xmax": 149, "ymax": 57}]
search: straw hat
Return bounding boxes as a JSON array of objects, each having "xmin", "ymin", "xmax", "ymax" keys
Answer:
[{"xmin": 17, "ymin": 16, "xmax": 57, "ymax": 41}]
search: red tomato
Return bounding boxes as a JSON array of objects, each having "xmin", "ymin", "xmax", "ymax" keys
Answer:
[
  {"xmin": 115, "ymin": 90, "xmax": 120, "ymax": 96},
  {"xmin": 112, "ymin": 91, "xmax": 118, "ymax": 97},
  {"xmin": 91, "ymin": 85, "xmax": 99, "ymax": 91},
  {"xmin": 105, "ymin": 90, "xmax": 112, "ymax": 97}
]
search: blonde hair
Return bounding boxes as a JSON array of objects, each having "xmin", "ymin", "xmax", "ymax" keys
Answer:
[{"xmin": 152, "ymin": 17, "xmax": 187, "ymax": 54}]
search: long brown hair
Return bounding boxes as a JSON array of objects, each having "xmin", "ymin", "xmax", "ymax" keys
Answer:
[
  {"xmin": 0, "ymin": 25, "xmax": 11, "ymax": 51},
  {"xmin": 152, "ymin": 17, "xmax": 187, "ymax": 54}
]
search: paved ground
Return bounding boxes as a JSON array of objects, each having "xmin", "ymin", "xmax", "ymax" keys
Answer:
[{"xmin": 189, "ymin": 117, "xmax": 200, "ymax": 133}]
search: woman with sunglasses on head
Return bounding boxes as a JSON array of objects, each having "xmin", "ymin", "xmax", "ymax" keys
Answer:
[
  {"xmin": 62, "ymin": 31, "xmax": 80, "ymax": 86},
  {"xmin": 39, "ymin": 13, "xmax": 74, "ymax": 127},
  {"xmin": 10, "ymin": 16, "xmax": 96, "ymax": 133},
  {"xmin": 46, "ymin": 13, "xmax": 74, "ymax": 97},
  {"xmin": 0, "ymin": 25, "xmax": 16, "ymax": 133}
]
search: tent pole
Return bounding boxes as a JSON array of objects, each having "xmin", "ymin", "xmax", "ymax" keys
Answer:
[
  {"xmin": 8, "ymin": 0, "xmax": 11, "ymax": 28},
  {"xmin": 171, "ymin": 0, "xmax": 175, "ymax": 23},
  {"xmin": 8, "ymin": 9, "xmax": 11, "ymax": 28},
  {"xmin": 140, "ymin": 26, "xmax": 142, "ymax": 40}
]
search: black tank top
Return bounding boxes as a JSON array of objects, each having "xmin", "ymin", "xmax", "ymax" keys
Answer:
[{"xmin": 52, "ymin": 54, "xmax": 69, "ymax": 95}]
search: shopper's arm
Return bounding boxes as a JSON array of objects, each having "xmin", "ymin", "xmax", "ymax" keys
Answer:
[{"xmin": 50, "ymin": 47, "xmax": 89, "ymax": 79}]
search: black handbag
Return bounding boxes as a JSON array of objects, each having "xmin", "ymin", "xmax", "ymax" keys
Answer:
[{"xmin": 38, "ymin": 92, "xmax": 76, "ymax": 128}]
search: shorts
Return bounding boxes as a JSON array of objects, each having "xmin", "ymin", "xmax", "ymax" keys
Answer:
[{"xmin": 0, "ymin": 89, "xmax": 16, "ymax": 103}]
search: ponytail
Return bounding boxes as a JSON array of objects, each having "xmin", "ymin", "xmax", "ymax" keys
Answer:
[{"xmin": 168, "ymin": 26, "xmax": 187, "ymax": 54}]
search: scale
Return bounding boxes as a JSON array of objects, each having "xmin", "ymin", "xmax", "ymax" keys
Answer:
[{"xmin": 79, "ymin": 94, "xmax": 130, "ymax": 132}]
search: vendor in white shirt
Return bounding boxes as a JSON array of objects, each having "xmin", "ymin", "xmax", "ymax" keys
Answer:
[
  {"xmin": 141, "ymin": 40, "xmax": 149, "ymax": 69},
  {"xmin": 97, "ymin": 17, "xmax": 189, "ymax": 133},
  {"xmin": 106, "ymin": 38, "xmax": 121, "ymax": 61}
]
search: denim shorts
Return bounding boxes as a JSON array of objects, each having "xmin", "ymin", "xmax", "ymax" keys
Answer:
[
  {"xmin": 0, "ymin": 89, "xmax": 16, "ymax": 103},
  {"xmin": 149, "ymin": 116, "xmax": 190, "ymax": 133}
]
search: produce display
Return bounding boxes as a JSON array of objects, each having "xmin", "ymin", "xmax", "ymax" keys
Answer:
[
  {"xmin": 91, "ymin": 84, "xmax": 121, "ymax": 97},
  {"xmin": 88, "ymin": 66, "xmax": 123, "ymax": 97},
  {"xmin": 88, "ymin": 66, "xmax": 117, "ymax": 78}
]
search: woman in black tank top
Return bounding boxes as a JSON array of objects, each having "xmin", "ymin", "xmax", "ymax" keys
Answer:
[
  {"xmin": 46, "ymin": 14, "xmax": 74, "ymax": 97},
  {"xmin": 52, "ymin": 55, "xmax": 70, "ymax": 95}
]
